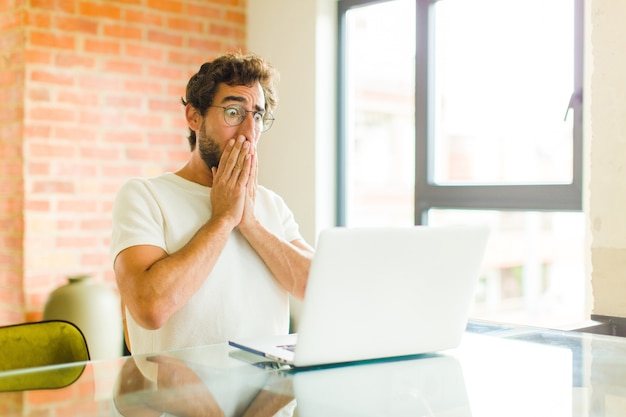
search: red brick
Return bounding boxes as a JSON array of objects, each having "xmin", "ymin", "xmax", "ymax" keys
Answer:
[
  {"xmin": 0, "ymin": 108, "xmax": 23, "ymax": 123},
  {"xmin": 147, "ymin": 0, "xmax": 183, "ymax": 14},
  {"xmin": 57, "ymin": 199, "xmax": 98, "ymax": 212},
  {"xmin": 0, "ymin": 271, "xmax": 22, "ymax": 289},
  {"xmin": 25, "ymin": 200, "xmax": 51, "ymax": 211},
  {"xmin": 0, "ymin": 143, "xmax": 22, "ymax": 159},
  {"xmin": 101, "ymin": 165, "xmax": 143, "ymax": 177},
  {"xmin": 57, "ymin": 91, "xmax": 99, "ymax": 106},
  {"xmin": 24, "ymin": 49, "xmax": 53, "ymax": 65},
  {"xmin": 80, "ymin": 147, "xmax": 120, "ymax": 159},
  {"xmin": 0, "ymin": 284, "xmax": 23, "ymax": 305},
  {"xmin": 147, "ymin": 64, "xmax": 184, "ymax": 80},
  {"xmin": 53, "ymin": 126, "xmax": 99, "ymax": 141},
  {"xmin": 149, "ymin": 98, "xmax": 179, "ymax": 112},
  {"xmin": 55, "ymin": 53, "xmax": 96, "ymax": 68},
  {"xmin": 24, "ymin": 124, "xmax": 52, "ymax": 138},
  {"xmin": 225, "ymin": 10, "xmax": 245, "ymax": 25},
  {"xmin": 0, "ymin": 198, "xmax": 22, "ymax": 212},
  {"xmin": 32, "ymin": 181, "xmax": 74, "ymax": 194},
  {"xmin": 167, "ymin": 16, "xmax": 204, "ymax": 32},
  {"xmin": 168, "ymin": 51, "xmax": 208, "ymax": 66},
  {"xmin": 125, "ymin": 113, "xmax": 163, "ymax": 128},
  {"xmin": 188, "ymin": 36, "xmax": 221, "ymax": 51},
  {"xmin": 125, "ymin": 147, "xmax": 164, "ymax": 161},
  {"xmin": 103, "ymin": 23, "xmax": 143, "ymax": 40},
  {"xmin": 103, "ymin": 59, "xmax": 143, "ymax": 75},
  {"xmin": 123, "ymin": 79, "xmax": 163, "ymax": 94},
  {"xmin": 109, "ymin": 0, "xmax": 143, "ymax": 5},
  {"xmin": 147, "ymin": 29, "xmax": 183, "ymax": 47},
  {"xmin": 124, "ymin": 9, "xmax": 163, "ymax": 26},
  {"xmin": 28, "ymin": 107, "xmax": 76, "ymax": 123},
  {"xmin": 0, "ymin": 123, "xmax": 23, "ymax": 142},
  {"xmin": 25, "ymin": 11, "xmax": 52, "ymax": 28},
  {"xmin": 209, "ymin": 22, "xmax": 243, "ymax": 39},
  {"xmin": 77, "ymin": 74, "xmax": 125, "ymax": 91},
  {"xmin": 54, "ymin": 162, "xmax": 98, "ymax": 177},
  {"xmin": 0, "ymin": 10, "xmax": 22, "ymax": 31},
  {"xmin": 56, "ymin": 236, "xmax": 97, "ymax": 248},
  {"xmin": 185, "ymin": 4, "xmax": 222, "ymax": 19},
  {"xmin": 0, "ymin": 161, "xmax": 22, "ymax": 177},
  {"xmin": 124, "ymin": 43, "xmax": 163, "ymax": 61},
  {"xmin": 80, "ymin": 252, "xmax": 109, "ymax": 267},
  {"xmin": 29, "ymin": 70, "xmax": 75, "ymax": 86},
  {"xmin": 30, "ymin": 0, "xmax": 76, "ymax": 14},
  {"xmin": 103, "ymin": 131, "xmax": 144, "ymax": 144},
  {"xmin": 104, "ymin": 95, "xmax": 143, "ymax": 108},
  {"xmin": 27, "ymin": 162, "xmax": 50, "ymax": 175},
  {"xmin": 29, "ymin": 30, "xmax": 75, "ymax": 50},
  {"xmin": 84, "ymin": 38, "xmax": 121, "ymax": 55},
  {"xmin": 78, "ymin": 110, "xmax": 123, "ymax": 126},
  {"xmin": 0, "ymin": 50, "xmax": 24, "ymax": 69},
  {"xmin": 28, "ymin": 143, "xmax": 76, "ymax": 158},
  {"xmin": 54, "ymin": 15, "xmax": 99, "ymax": 34},
  {"xmin": 209, "ymin": 0, "xmax": 242, "ymax": 5},
  {"xmin": 78, "ymin": 1, "xmax": 121, "ymax": 20},
  {"xmin": 0, "ymin": 84, "xmax": 24, "ymax": 106},
  {"xmin": 79, "ymin": 218, "xmax": 111, "ymax": 230},
  {"xmin": 27, "ymin": 88, "xmax": 51, "ymax": 102},
  {"xmin": 0, "ymin": 31, "xmax": 22, "ymax": 53}
]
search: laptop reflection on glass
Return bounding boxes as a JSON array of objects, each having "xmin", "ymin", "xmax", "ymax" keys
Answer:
[{"xmin": 229, "ymin": 225, "xmax": 489, "ymax": 368}]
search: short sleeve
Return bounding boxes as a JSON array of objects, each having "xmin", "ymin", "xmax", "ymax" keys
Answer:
[{"xmin": 110, "ymin": 178, "xmax": 167, "ymax": 265}]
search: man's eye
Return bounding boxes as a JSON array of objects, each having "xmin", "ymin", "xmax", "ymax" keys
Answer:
[
  {"xmin": 224, "ymin": 108, "xmax": 241, "ymax": 118},
  {"xmin": 253, "ymin": 113, "xmax": 264, "ymax": 122}
]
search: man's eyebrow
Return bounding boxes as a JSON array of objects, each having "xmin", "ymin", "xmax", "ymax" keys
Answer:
[{"xmin": 220, "ymin": 95, "xmax": 265, "ymax": 112}]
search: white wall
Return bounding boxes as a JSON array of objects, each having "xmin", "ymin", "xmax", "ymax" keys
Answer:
[
  {"xmin": 247, "ymin": 0, "xmax": 337, "ymax": 246},
  {"xmin": 588, "ymin": 0, "xmax": 626, "ymax": 318}
]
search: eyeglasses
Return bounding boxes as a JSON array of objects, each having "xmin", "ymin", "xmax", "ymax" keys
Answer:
[{"xmin": 209, "ymin": 104, "xmax": 275, "ymax": 132}]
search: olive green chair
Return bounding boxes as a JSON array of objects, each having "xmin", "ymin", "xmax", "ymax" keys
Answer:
[{"xmin": 0, "ymin": 320, "xmax": 90, "ymax": 391}]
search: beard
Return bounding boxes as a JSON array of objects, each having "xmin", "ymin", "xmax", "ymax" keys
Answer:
[{"xmin": 197, "ymin": 119, "xmax": 222, "ymax": 170}]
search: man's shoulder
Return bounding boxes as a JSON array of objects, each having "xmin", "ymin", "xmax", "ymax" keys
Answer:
[{"xmin": 120, "ymin": 173, "xmax": 195, "ymax": 193}]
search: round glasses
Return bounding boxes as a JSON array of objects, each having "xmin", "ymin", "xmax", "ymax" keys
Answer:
[{"xmin": 210, "ymin": 104, "xmax": 275, "ymax": 132}]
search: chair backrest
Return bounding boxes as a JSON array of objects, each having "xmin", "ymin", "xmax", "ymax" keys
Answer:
[{"xmin": 0, "ymin": 320, "xmax": 90, "ymax": 391}]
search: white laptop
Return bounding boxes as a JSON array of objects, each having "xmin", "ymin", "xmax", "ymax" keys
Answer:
[{"xmin": 229, "ymin": 225, "xmax": 489, "ymax": 368}]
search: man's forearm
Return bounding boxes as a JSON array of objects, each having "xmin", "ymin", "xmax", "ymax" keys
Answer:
[{"xmin": 239, "ymin": 221, "xmax": 314, "ymax": 300}]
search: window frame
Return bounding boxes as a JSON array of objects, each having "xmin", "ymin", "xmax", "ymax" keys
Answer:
[{"xmin": 337, "ymin": 0, "xmax": 584, "ymax": 226}]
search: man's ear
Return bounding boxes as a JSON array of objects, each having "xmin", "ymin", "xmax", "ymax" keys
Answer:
[{"xmin": 185, "ymin": 104, "xmax": 202, "ymax": 130}]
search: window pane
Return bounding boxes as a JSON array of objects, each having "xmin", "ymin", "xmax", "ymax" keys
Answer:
[
  {"xmin": 432, "ymin": 0, "xmax": 575, "ymax": 185},
  {"xmin": 344, "ymin": 0, "xmax": 415, "ymax": 227},
  {"xmin": 428, "ymin": 209, "xmax": 586, "ymax": 327}
]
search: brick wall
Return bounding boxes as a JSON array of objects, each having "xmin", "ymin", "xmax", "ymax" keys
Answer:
[
  {"xmin": 0, "ymin": 0, "xmax": 246, "ymax": 325},
  {"xmin": 0, "ymin": 0, "xmax": 26, "ymax": 324}
]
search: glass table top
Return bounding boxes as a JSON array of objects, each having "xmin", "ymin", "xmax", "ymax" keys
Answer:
[{"xmin": 1, "ymin": 320, "xmax": 625, "ymax": 416}]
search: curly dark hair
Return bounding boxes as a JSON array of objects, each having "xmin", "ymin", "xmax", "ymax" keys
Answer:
[{"xmin": 180, "ymin": 52, "xmax": 279, "ymax": 150}]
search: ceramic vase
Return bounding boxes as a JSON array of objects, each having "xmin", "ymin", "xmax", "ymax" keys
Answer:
[{"xmin": 43, "ymin": 275, "xmax": 123, "ymax": 360}]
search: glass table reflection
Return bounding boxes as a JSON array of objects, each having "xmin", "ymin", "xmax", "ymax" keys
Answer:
[{"xmin": 1, "ymin": 320, "xmax": 625, "ymax": 416}]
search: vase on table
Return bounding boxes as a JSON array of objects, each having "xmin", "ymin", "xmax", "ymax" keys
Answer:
[{"xmin": 43, "ymin": 275, "xmax": 123, "ymax": 360}]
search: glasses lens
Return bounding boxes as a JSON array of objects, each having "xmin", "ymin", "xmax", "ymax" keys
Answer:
[
  {"xmin": 223, "ymin": 106, "xmax": 245, "ymax": 126},
  {"xmin": 261, "ymin": 114, "xmax": 274, "ymax": 132}
]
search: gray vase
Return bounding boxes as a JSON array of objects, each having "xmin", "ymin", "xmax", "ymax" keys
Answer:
[{"xmin": 43, "ymin": 275, "xmax": 123, "ymax": 360}]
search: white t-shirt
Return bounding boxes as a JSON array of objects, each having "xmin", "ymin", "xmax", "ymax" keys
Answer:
[{"xmin": 110, "ymin": 173, "xmax": 303, "ymax": 355}]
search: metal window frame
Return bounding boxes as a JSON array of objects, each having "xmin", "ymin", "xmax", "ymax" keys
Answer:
[{"xmin": 337, "ymin": 0, "xmax": 583, "ymax": 226}]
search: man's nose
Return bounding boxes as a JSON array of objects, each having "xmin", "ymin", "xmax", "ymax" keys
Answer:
[{"xmin": 237, "ymin": 112, "xmax": 259, "ymax": 141}]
